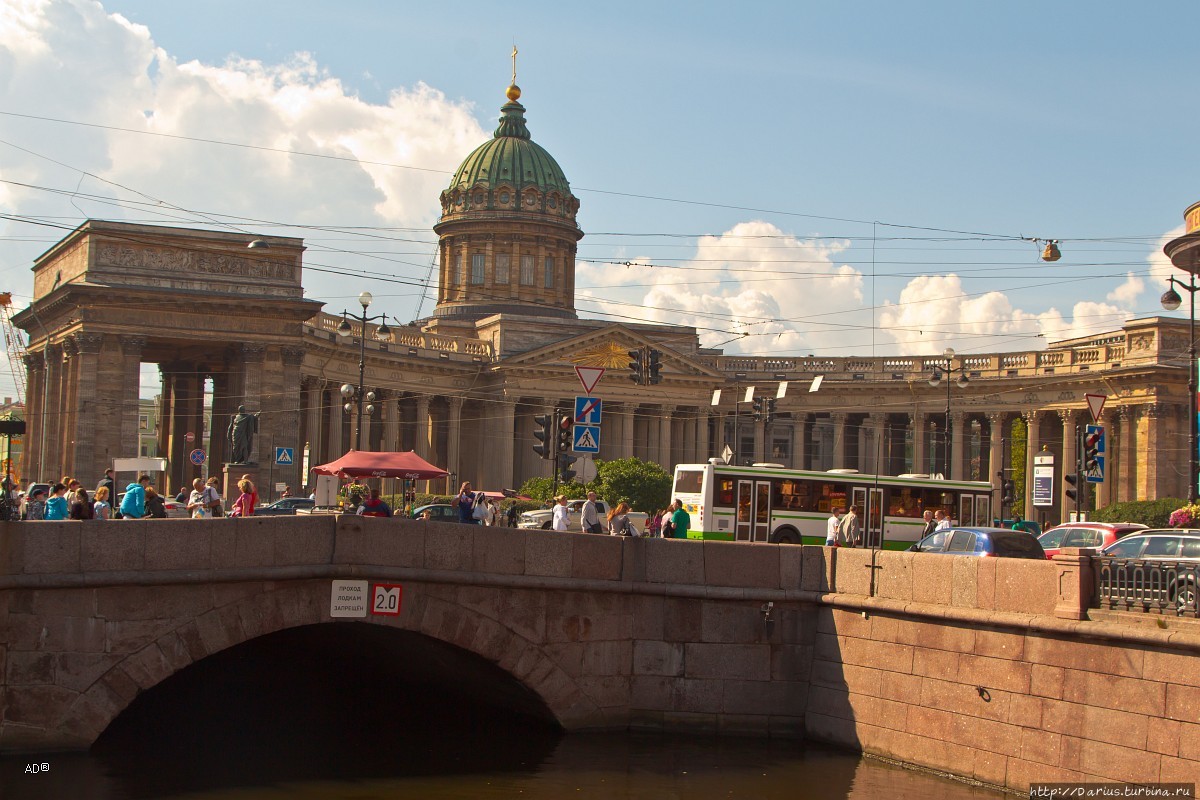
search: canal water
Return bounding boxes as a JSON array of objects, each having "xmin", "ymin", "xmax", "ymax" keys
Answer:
[{"xmin": 3, "ymin": 734, "xmax": 1008, "ymax": 800}]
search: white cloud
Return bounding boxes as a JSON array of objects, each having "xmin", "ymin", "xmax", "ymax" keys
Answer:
[
  {"xmin": 1106, "ymin": 271, "xmax": 1144, "ymax": 306},
  {"xmin": 0, "ymin": 0, "xmax": 486, "ymax": 318},
  {"xmin": 579, "ymin": 220, "xmax": 863, "ymax": 355},
  {"xmin": 878, "ymin": 274, "xmax": 1132, "ymax": 354}
]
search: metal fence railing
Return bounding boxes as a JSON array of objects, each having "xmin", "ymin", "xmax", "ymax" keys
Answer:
[{"xmin": 1094, "ymin": 558, "xmax": 1200, "ymax": 618}]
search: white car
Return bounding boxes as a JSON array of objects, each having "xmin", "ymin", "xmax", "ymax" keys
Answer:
[{"xmin": 519, "ymin": 499, "xmax": 648, "ymax": 533}]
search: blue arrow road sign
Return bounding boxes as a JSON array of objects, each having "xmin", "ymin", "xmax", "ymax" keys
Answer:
[
  {"xmin": 574, "ymin": 396, "xmax": 602, "ymax": 425},
  {"xmin": 275, "ymin": 447, "xmax": 294, "ymax": 466},
  {"xmin": 1085, "ymin": 424, "xmax": 1105, "ymax": 484},
  {"xmin": 573, "ymin": 424, "xmax": 601, "ymax": 453}
]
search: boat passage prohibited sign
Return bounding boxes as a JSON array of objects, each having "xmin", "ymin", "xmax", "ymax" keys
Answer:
[{"xmin": 330, "ymin": 580, "xmax": 368, "ymax": 618}]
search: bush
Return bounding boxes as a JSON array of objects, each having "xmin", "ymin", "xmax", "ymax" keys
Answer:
[{"xmin": 1090, "ymin": 498, "xmax": 1185, "ymax": 529}]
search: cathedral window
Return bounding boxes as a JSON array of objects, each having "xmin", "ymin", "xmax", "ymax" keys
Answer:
[
  {"xmin": 544, "ymin": 256, "xmax": 554, "ymax": 288},
  {"xmin": 495, "ymin": 253, "xmax": 510, "ymax": 284},
  {"xmin": 519, "ymin": 255, "xmax": 535, "ymax": 285},
  {"xmin": 453, "ymin": 253, "xmax": 463, "ymax": 285},
  {"xmin": 471, "ymin": 253, "xmax": 485, "ymax": 285}
]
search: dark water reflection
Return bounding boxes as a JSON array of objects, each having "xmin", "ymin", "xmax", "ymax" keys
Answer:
[{"xmin": 3, "ymin": 734, "xmax": 1007, "ymax": 800}]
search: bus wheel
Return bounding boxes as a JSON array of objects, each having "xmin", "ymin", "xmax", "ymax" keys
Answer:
[{"xmin": 772, "ymin": 527, "xmax": 801, "ymax": 545}]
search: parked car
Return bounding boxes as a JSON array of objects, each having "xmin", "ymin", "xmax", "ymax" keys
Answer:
[
  {"xmin": 518, "ymin": 499, "xmax": 649, "ymax": 533},
  {"xmin": 1097, "ymin": 530, "xmax": 1200, "ymax": 613},
  {"xmin": 254, "ymin": 497, "xmax": 316, "ymax": 516},
  {"xmin": 1038, "ymin": 522, "xmax": 1147, "ymax": 558},
  {"xmin": 411, "ymin": 503, "xmax": 459, "ymax": 522},
  {"xmin": 908, "ymin": 527, "xmax": 1047, "ymax": 559}
]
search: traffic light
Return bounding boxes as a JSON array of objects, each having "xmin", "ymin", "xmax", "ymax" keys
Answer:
[
  {"xmin": 628, "ymin": 348, "xmax": 645, "ymax": 385},
  {"xmin": 765, "ymin": 397, "xmax": 777, "ymax": 425},
  {"xmin": 1064, "ymin": 473, "xmax": 1080, "ymax": 503},
  {"xmin": 532, "ymin": 413, "xmax": 554, "ymax": 460},
  {"xmin": 1002, "ymin": 479, "xmax": 1014, "ymax": 504},
  {"xmin": 1083, "ymin": 429, "xmax": 1102, "ymax": 473},
  {"xmin": 557, "ymin": 414, "xmax": 573, "ymax": 455},
  {"xmin": 557, "ymin": 452, "xmax": 578, "ymax": 484},
  {"xmin": 646, "ymin": 349, "xmax": 663, "ymax": 385},
  {"xmin": 751, "ymin": 396, "xmax": 764, "ymax": 422}
]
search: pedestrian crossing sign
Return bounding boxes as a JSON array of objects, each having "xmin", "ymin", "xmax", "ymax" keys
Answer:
[
  {"xmin": 573, "ymin": 424, "xmax": 600, "ymax": 453},
  {"xmin": 275, "ymin": 447, "xmax": 294, "ymax": 465}
]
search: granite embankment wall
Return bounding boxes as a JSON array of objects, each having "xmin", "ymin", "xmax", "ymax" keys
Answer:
[{"xmin": 1, "ymin": 517, "xmax": 1198, "ymax": 791}]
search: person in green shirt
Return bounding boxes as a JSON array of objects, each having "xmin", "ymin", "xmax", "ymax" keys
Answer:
[{"xmin": 670, "ymin": 498, "xmax": 691, "ymax": 539}]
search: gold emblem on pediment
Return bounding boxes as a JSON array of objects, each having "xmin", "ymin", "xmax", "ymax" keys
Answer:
[{"xmin": 569, "ymin": 340, "xmax": 635, "ymax": 369}]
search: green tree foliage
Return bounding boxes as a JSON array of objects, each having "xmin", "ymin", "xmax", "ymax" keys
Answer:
[
  {"xmin": 517, "ymin": 476, "xmax": 588, "ymax": 503},
  {"xmin": 1090, "ymin": 498, "xmax": 1184, "ymax": 529},
  {"xmin": 594, "ymin": 457, "xmax": 672, "ymax": 514},
  {"xmin": 1010, "ymin": 418, "xmax": 1027, "ymax": 517}
]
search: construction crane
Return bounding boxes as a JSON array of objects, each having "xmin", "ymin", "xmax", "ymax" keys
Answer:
[{"xmin": 0, "ymin": 293, "xmax": 28, "ymax": 404}]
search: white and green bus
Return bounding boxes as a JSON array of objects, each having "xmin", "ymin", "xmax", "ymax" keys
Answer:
[{"xmin": 669, "ymin": 461, "xmax": 995, "ymax": 549}]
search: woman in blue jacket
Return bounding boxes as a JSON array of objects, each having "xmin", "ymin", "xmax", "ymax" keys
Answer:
[{"xmin": 44, "ymin": 483, "xmax": 69, "ymax": 520}]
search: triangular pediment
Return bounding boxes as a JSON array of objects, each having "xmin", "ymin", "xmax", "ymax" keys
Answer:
[{"xmin": 494, "ymin": 323, "xmax": 724, "ymax": 382}]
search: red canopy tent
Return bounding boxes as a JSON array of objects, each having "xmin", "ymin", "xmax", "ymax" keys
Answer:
[{"xmin": 311, "ymin": 450, "xmax": 448, "ymax": 481}]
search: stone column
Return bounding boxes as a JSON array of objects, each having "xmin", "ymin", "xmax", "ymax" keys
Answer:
[
  {"xmin": 1118, "ymin": 406, "xmax": 1136, "ymax": 503},
  {"xmin": 1023, "ymin": 411, "xmax": 1041, "ymax": 517},
  {"xmin": 383, "ymin": 391, "xmax": 400, "ymax": 452},
  {"xmin": 987, "ymin": 412, "xmax": 1006, "ymax": 488},
  {"xmin": 446, "ymin": 396, "xmax": 464, "ymax": 484},
  {"xmin": 304, "ymin": 378, "xmax": 323, "ymax": 467},
  {"xmin": 415, "ymin": 395, "xmax": 431, "ymax": 459},
  {"xmin": 949, "ymin": 410, "xmax": 965, "ymax": 480},
  {"xmin": 659, "ymin": 405, "xmax": 674, "ymax": 468},
  {"xmin": 830, "ymin": 412, "xmax": 847, "ymax": 469},
  {"xmin": 497, "ymin": 400, "xmax": 516, "ymax": 490},
  {"xmin": 1095, "ymin": 411, "xmax": 1112, "ymax": 509},
  {"xmin": 620, "ymin": 404, "xmax": 635, "ymax": 459},
  {"xmin": 117, "ymin": 336, "xmax": 145, "ymax": 466},
  {"xmin": 21, "ymin": 353, "xmax": 44, "ymax": 481},
  {"xmin": 1060, "ymin": 409, "xmax": 1079, "ymax": 517},
  {"xmin": 41, "ymin": 343, "xmax": 62, "ymax": 479},
  {"xmin": 327, "ymin": 388, "xmax": 344, "ymax": 461},
  {"xmin": 276, "ymin": 346, "xmax": 305, "ymax": 490},
  {"xmin": 910, "ymin": 412, "xmax": 925, "ymax": 475},
  {"xmin": 59, "ymin": 337, "xmax": 80, "ymax": 479},
  {"xmin": 67, "ymin": 332, "xmax": 104, "ymax": 481},
  {"xmin": 867, "ymin": 413, "xmax": 886, "ymax": 475},
  {"xmin": 697, "ymin": 409, "xmax": 711, "ymax": 463},
  {"xmin": 1139, "ymin": 404, "xmax": 1168, "ymax": 501}
]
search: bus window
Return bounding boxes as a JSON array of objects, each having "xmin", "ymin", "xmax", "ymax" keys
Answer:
[
  {"xmin": 714, "ymin": 473, "xmax": 736, "ymax": 506},
  {"xmin": 674, "ymin": 469, "xmax": 704, "ymax": 495},
  {"xmin": 888, "ymin": 487, "xmax": 922, "ymax": 518},
  {"xmin": 813, "ymin": 482, "xmax": 847, "ymax": 514}
]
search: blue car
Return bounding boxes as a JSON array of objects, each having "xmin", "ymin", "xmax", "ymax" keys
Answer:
[{"xmin": 908, "ymin": 527, "xmax": 1046, "ymax": 559}]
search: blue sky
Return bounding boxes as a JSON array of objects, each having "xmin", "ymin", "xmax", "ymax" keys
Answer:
[{"xmin": 0, "ymin": 0, "xmax": 1197, "ymax": 399}]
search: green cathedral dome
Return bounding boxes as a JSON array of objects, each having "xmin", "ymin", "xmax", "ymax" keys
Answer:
[{"xmin": 445, "ymin": 92, "xmax": 573, "ymax": 198}]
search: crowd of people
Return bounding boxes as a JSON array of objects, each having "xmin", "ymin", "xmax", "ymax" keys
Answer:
[{"xmin": 15, "ymin": 469, "xmax": 261, "ymax": 520}]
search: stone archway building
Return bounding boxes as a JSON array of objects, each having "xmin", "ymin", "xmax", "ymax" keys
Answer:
[{"xmin": 13, "ymin": 82, "xmax": 1194, "ymax": 524}]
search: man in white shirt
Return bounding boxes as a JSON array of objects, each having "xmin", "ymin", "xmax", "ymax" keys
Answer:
[
  {"xmin": 934, "ymin": 509, "xmax": 951, "ymax": 531},
  {"xmin": 826, "ymin": 508, "xmax": 843, "ymax": 547},
  {"xmin": 552, "ymin": 495, "xmax": 570, "ymax": 531},
  {"xmin": 581, "ymin": 491, "xmax": 602, "ymax": 534}
]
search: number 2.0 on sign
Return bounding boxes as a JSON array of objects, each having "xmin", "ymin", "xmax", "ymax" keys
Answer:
[{"xmin": 371, "ymin": 583, "xmax": 403, "ymax": 616}]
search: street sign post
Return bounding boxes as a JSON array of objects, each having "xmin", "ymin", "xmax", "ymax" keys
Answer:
[
  {"xmin": 574, "ymin": 366, "xmax": 604, "ymax": 394},
  {"xmin": 1085, "ymin": 424, "xmax": 1106, "ymax": 483},
  {"xmin": 573, "ymin": 424, "xmax": 600, "ymax": 453},
  {"xmin": 574, "ymin": 396, "xmax": 602, "ymax": 425},
  {"xmin": 1032, "ymin": 453, "xmax": 1055, "ymax": 507}
]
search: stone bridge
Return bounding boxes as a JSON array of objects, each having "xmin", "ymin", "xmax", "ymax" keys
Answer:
[{"xmin": 2, "ymin": 516, "xmax": 1198, "ymax": 792}]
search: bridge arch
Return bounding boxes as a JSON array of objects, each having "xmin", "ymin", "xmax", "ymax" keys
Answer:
[{"xmin": 61, "ymin": 578, "xmax": 596, "ymax": 747}]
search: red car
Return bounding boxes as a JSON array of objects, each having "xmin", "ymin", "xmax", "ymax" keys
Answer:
[{"xmin": 1038, "ymin": 522, "xmax": 1147, "ymax": 558}]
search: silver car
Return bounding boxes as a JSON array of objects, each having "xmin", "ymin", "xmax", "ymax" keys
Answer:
[{"xmin": 1097, "ymin": 530, "xmax": 1200, "ymax": 614}]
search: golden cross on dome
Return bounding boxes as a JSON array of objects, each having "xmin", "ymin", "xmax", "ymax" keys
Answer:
[{"xmin": 511, "ymin": 45, "xmax": 518, "ymax": 85}]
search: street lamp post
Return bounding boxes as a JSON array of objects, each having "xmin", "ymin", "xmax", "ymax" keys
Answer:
[
  {"xmin": 927, "ymin": 347, "xmax": 969, "ymax": 479},
  {"xmin": 336, "ymin": 291, "xmax": 393, "ymax": 450},
  {"xmin": 1161, "ymin": 277, "xmax": 1198, "ymax": 504}
]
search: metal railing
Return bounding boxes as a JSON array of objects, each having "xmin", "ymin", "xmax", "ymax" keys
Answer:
[{"xmin": 1094, "ymin": 557, "xmax": 1200, "ymax": 617}]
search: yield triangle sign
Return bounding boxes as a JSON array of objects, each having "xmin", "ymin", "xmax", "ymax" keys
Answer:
[
  {"xmin": 575, "ymin": 366, "xmax": 605, "ymax": 394},
  {"xmin": 1085, "ymin": 393, "xmax": 1107, "ymax": 424}
]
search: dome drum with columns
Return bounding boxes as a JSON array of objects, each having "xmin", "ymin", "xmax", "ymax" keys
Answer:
[{"xmin": 433, "ymin": 83, "xmax": 582, "ymax": 321}]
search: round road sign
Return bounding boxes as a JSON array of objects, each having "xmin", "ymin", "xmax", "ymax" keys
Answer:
[
  {"xmin": 185, "ymin": 431, "xmax": 195, "ymax": 442},
  {"xmin": 189, "ymin": 449, "xmax": 206, "ymax": 466}
]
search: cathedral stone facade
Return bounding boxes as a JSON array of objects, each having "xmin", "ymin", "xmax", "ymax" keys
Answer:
[{"xmin": 13, "ymin": 84, "xmax": 1195, "ymax": 525}]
